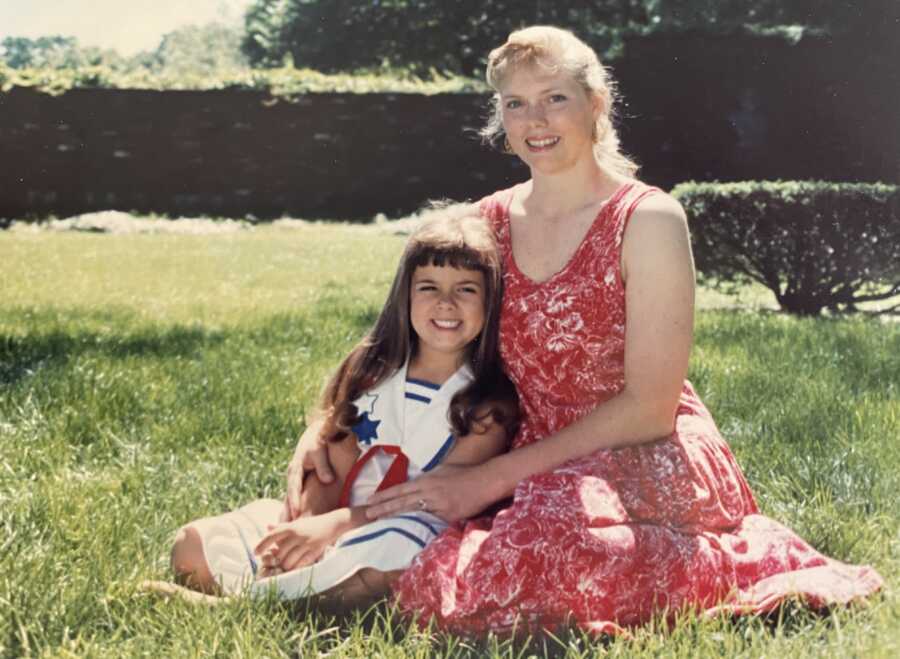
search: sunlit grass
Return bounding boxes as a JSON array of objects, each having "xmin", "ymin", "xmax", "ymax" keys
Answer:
[{"xmin": 1, "ymin": 224, "xmax": 897, "ymax": 657}]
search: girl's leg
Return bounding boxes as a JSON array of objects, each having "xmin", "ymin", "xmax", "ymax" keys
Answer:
[
  {"xmin": 169, "ymin": 436, "xmax": 361, "ymax": 592},
  {"xmin": 317, "ymin": 568, "xmax": 404, "ymax": 612}
]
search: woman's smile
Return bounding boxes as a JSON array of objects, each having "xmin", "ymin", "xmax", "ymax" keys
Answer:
[
  {"xmin": 499, "ymin": 64, "xmax": 599, "ymax": 173},
  {"xmin": 525, "ymin": 135, "xmax": 561, "ymax": 151}
]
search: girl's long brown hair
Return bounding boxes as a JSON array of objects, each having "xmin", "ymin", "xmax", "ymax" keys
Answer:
[{"xmin": 317, "ymin": 204, "xmax": 519, "ymax": 443}]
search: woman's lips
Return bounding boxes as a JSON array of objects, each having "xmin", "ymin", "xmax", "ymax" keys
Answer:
[{"xmin": 525, "ymin": 136, "xmax": 560, "ymax": 151}]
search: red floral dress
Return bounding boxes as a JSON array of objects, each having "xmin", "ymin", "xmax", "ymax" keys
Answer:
[{"xmin": 392, "ymin": 182, "xmax": 883, "ymax": 635}]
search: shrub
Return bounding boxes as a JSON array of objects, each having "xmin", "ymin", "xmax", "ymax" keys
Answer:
[
  {"xmin": 0, "ymin": 62, "xmax": 485, "ymax": 96},
  {"xmin": 672, "ymin": 181, "xmax": 900, "ymax": 316}
]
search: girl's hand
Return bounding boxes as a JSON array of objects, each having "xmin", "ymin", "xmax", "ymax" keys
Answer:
[
  {"xmin": 281, "ymin": 419, "xmax": 336, "ymax": 521},
  {"xmin": 365, "ymin": 464, "xmax": 496, "ymax": 524},
  {"xmin": 254, "ymin": 513, "xmax": 341, "ymax": 573}
]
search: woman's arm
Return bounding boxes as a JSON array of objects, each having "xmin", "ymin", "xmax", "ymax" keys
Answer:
[
  {"xmin": 367, "ymin": 193, "xmax": 695, "ymax": 521},
  {"xmin": 442, "ymin": 403, "xmax": 511, "ymax": 467},
  {"xmin": 281, "ymin": 416, "xmax": 339, "ymax": 521}
]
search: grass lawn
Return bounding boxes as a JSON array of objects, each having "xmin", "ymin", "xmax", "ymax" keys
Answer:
[{"xmin": 1, "ymin": 223, "xmax": 898, "ymax": 657}]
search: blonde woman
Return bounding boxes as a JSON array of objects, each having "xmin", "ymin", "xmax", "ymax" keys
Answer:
[{"xmin": 291, "ymin": 26, "xmax": 882, "ymax": 635}]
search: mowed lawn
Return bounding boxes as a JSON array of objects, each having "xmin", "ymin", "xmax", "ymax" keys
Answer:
[{"xmin": 1, "ymin": 223, "xmax": 898, "ymax": 658}]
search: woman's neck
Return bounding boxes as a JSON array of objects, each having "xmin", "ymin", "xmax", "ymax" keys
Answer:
[{"xmin": 525, "ymin": 158, "xmax": 625, "ymax": 220}]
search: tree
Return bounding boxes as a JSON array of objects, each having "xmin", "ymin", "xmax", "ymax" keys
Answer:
[
  {"xmin": 0, "ymin": 35, "xmax": 130, "ymax": 71},
  {"xmin": 242, "ymin": 0, "xmax": 651, "ymax": 74},
  {"xmin": 240, "ymin": 0, "xmax": 897, "ymax": 74},
  {"xmin": 151, "ymin": 23, "xmax": 248, "ymax": 76},
  {"xmin": 1, "ymin": 36, "xmax": 81, "ymax": 69}
]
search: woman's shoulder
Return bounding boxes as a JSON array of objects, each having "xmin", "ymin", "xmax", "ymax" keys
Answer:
[
  {"xmin": 620, "ymin": 187, "xmax": 692, "ymax": 279},
  {"xmin": 477, "ymin": 184, "xmax": 520, "ymax": 223},
  {"xmin": 627, "ymin": 187, "xmax": 686, "ymax": 224}
]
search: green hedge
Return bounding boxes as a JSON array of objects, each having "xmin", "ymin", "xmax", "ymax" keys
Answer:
[
  {"xmin": 0, "ymin": 63, "xmax": 486, "ymax": 96},
  {"xmin": 672, "ymin": 181, "xmax": 900, "ymax": 316}
]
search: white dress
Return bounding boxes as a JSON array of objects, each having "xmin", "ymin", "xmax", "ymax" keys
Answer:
[{"xmin": 193, "ymin": 362, "xmax": 473, "ymax": 599}]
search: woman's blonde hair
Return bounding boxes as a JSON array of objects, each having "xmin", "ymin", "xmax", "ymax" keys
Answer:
[{"xmin": 480, "ymin": 25, "xmax": 638, "ymax": 178}]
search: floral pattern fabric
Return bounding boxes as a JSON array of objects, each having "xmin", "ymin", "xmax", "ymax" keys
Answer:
[{"xmin": 392, "ymin": 182, "xmax": 883, "ymax": 635}]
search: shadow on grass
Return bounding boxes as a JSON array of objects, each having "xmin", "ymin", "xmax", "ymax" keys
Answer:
[
  {"xmin": 0, "ymin": 298, "xmax": 380, "ymax": 388},
  {"xmin": 0, "ymin": 307, "xmax": 224, "ymax": 386},
  {"xmin": 293, "ymin": 595, "xmax": 861, "ymax": 658}
]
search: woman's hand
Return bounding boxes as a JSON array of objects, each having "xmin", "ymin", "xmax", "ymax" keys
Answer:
[
  {"xmin": 281, "ymin": 418, "xmax": 336, "ymax": 522},
  {"xmin": 365, "ymin": 463, "xmax": 497, "ymax": 524}
]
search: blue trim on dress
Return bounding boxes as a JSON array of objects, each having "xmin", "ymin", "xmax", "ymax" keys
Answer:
[
  {"xmin": 404, "ymin": 392, "xmax": 431, "ymax": 404},
  {"xmin": 422, "ymin": 434, "xmax": 455, "ymax": 472},
  {"xmin": 338, "ymin": 527, "xmax": 426, "ymax": 549},
  {"xmin": 229, "ymin": 519, "xmax": 259, "ymax": 576},
  {"xmin": 406, "ymin": 377, "xmax": 441, "ymax": 390},
  {"xmin": 394, "ymin": 514, "xmax": 441, "ymax": 536}
]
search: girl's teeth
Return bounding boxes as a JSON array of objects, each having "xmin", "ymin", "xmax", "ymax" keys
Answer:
[{"xmin": 434, "ymin": 320, "xmax": 461, "ymax": 329}]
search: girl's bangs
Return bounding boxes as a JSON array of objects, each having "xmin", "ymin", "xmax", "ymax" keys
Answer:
[{"xmin": 410, "ymin": 245, "xmax": 489, "ymax": 273}]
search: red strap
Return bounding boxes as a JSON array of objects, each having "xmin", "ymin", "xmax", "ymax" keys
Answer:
[{"xmin": 338, "ymin": 444, "xmax": 409, "ymax": 508}]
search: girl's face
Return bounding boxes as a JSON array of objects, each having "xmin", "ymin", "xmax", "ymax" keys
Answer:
[
  {"xmin": 409, "ymin": 264, "xmax": 486, "ymax": 364},
  {"xmin": 499, "ymin": 60, "xmax": 601, "ymax": 176}
]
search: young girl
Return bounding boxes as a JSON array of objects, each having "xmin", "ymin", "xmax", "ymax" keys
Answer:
[{"xmin": 152, "ymin": 206, "xmax": 518, "ymax": 606}]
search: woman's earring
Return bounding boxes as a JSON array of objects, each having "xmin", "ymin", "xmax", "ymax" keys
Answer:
[{"xmin": 503, "ymin": 137, "xmax": 514, "ymax": 154}]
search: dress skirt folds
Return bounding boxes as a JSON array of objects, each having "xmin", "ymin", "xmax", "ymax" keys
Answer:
[{"xmin": 390, "ymin": 182, "xmax": 883, "ymax": 635}]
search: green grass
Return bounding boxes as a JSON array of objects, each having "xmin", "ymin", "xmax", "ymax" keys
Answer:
[{"xmin": 1, "ymin": 224, "xmax": 897, "ymax": 657}]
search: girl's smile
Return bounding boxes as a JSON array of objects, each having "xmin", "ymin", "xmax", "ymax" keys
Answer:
[{"xmin": 410, "ymin": 264, "xmax": 486, "ymax": 365}]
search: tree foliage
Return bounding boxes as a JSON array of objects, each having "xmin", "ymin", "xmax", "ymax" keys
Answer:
[
  {"xmin": 0, "ymin": 36, "xmax": 126, "ymax": 70},
  {"xmin": 0, "ymin": 24, "xmax": 248, "ymax": 79},
  {"xmin": 241, "ymin": 0, "xmax": 897, "ymax": 74},
  {"xmin": 242, "ymin": 0, "xmax": 649, "ymax": 74},
  {"xmin": 674, "ymin": 181, "xmax": 900, "ymax": 316},
  {"xmin": 149, "ymin": 24, "xmax": 249, "ymax": 76}
]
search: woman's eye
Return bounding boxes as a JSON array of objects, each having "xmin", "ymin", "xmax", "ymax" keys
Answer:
[
  {"xmin": 549, "ymin": 94, "xmax": 567, "ymax": 103},
  {"xmin": 505, "ymin": 99, "xmax": 522, "ymax": 110}
]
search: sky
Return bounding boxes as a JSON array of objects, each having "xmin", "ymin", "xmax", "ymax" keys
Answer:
[{"xmin": 0, "ymin": 0, "xmax": 255, "ymax": 55}]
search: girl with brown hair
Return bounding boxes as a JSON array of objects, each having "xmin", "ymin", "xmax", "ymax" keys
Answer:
[{"xmin": 152, "ymin": 206, "xmax": 518, "ymax": 606}]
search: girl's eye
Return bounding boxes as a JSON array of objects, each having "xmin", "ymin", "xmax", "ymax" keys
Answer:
[
  {"xmin": 549, "ymin": 94, "xmax": 567, "ymax": 103},
  {"xmin": 416, "ymin": 285, "xmax": 436, "ymax": 292},
  {"xmin": 505, "ymin": 99, "xmax": 522, "ymax": 110},
  {"xmin": 459, "ymin": 287, "xmax": 478, "ymax": 294}
]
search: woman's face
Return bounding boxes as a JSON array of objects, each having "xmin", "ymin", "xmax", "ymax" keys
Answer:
[{"xmin": 499, "ymin": 60, "xmax": 601, "ymax": 176}]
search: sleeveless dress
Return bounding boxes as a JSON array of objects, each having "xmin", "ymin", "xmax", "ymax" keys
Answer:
[
  {"xmin": 391, "ymin": 181, "xmax": 883, "ymax": 636},
  {"xmin": 195, "ymin": 364, "xmax": 470, "ymax": 599}
]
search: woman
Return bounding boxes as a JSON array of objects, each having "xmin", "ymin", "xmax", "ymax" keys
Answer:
[{"xmin": 285, "ymin": 26, "xmax": 882, "ymax": 634}]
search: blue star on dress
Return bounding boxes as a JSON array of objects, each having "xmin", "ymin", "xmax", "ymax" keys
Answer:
[{"xmin": 352, "ymin": 393, "xmax": 381, "ymax": 445}]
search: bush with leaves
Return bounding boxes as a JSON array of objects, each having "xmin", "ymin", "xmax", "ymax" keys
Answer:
[
  {"xmin": 673, "ymin": 181, "xmax": 900, "ymax": 316},
  {"xmin": 240, "ymin": 0, "xmax": 897, "ymax": 75}
]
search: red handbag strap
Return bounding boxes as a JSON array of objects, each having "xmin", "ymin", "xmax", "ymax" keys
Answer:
[{"xmin": 338, "ymin": 444, "xmax": 409, "ymax": 508}]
